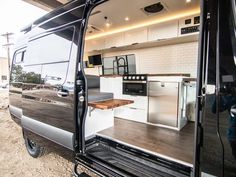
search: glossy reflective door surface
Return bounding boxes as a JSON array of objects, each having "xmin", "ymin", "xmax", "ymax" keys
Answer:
[
  {"xmin": 196, "ymin": 0, "xmax": 236, "ymax": 176},
  {"xmin": 22, "ymin": 27, "xmax": 76, "ymax": 132},
  {"xmin": 217, "ymin": 0, "xmax": 236, "ymax": 175}
]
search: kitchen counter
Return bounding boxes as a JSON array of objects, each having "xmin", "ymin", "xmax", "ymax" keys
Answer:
[
  {"xmin": 100, "ymin": 74, "xmax": 123, "ymax": 78},
  {"xmin": 100, "ymin": 73, "xmax": 191, "ymax": 77},
  {"xmin": 88, "ymin": 99, "xmax": 134, "ymax": 110},
  {"xmin": 148, "ymin": 76, "xmax": 192, "ymax": 82},
  {"xmin": 183, "ymin": 78, "xmax": 197, "ymax": 82},
  {"xmin": 147, "ymin": 73, "xmax": 190, "ymax": 77}
]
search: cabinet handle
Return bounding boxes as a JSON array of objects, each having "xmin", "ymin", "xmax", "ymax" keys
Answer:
[{"xmin": 129, "ymin": 107, "xmax": 138, "ymax": 110}]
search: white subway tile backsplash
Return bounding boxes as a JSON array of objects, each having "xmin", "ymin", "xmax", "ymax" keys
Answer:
[{"xmin": 103, "ymin": 41, "xmax": 198, "ymax": 77}]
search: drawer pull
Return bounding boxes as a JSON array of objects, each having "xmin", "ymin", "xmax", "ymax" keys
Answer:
[{"xmin": 129, "ymin": 107, "xmax": 138, "ymax": 110}]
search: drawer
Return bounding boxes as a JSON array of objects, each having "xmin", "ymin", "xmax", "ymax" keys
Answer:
[
  {"xmin": 115, "ymin": 107, "xmax": 147, "ymax": 123},
  {"xmin": 122, "ymin": 95, "xmax": 148, "ymax": 110}
]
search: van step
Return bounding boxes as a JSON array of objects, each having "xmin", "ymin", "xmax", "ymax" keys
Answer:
[
  {"xmin": 86, "ymin": 136, "xmax": 191, "ymax": 177},
  {"xmin": 78, "ymin": 173, "xmax": 91, "ymax": 177}
]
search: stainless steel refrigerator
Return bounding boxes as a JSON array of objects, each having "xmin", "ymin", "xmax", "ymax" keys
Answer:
[{"xmin": 148, "ymin": 81, "xmax": 179, "ymax": 127}]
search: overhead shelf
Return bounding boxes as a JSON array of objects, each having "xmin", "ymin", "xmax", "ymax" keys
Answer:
[{"xmin": 87, "ymin": 34, "xmax": 199, "ymax": 54}]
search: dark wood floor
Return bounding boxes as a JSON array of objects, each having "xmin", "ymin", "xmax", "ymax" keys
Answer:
[{"xmin": 98, "ymin": 118, "xmax": 195, "ymax": 165}]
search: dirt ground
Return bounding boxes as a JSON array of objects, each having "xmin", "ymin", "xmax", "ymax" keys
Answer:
[{"xmin": 0, "ymin": 90, "xmax": 97, "ymax": 177}]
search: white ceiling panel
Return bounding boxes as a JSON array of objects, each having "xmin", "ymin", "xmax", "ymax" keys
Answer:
[{"xmin": 87, "ymin": 0, "xmax": 200, "ymax": 36}]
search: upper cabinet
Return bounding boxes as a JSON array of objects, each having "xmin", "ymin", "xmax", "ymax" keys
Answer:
[
  {"xmin": 85, "ymin": 15, "xmax": 199, "ymax": 52},
  {"xmin": 124, "ymin": 27, "xmax": 148, "ymax": 45},
  {"xmin": 148, "ymin": 20, "xmax": 178, "ymax": 41},
  {"xmin": 85, "ymin": 38, "xmax": 105, "ymax": 52},
  {"xmin": 105, "ymin": 33, "xmax": 124, "ymax": 48}
]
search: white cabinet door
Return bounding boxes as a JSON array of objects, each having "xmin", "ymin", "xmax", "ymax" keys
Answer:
[
  {"xmin": 85, "ymin": 109, "xmax": 114, "ymax": 138},
  {"xmin": 124, "ymin": 27, "xmax": 148, "ymax": 45},
  {"xmin": 86, "ymin": 38, "xmax": 105, "ymax": 52},
  {"xmin": 115, "ymin": 106, "xmax": 147, "ymax": 123},
  {"xmin": 112, "ymin": 77, "xmax": 122, "ymax": 98},
  {"xmin": 100, "ymin": 77, "xmax": 113, "ymax": 93},
  {"xmin": 105, "ymin": 33, "xmax": 124, "ymax": 49},
  {"xmin": 100, "ymin": 77, "xmax": 122, "ymax": 98},
  {"xmin": 148, "ymin": 20, "xmax": 178, "ymax": 41},
  {"xmin": 122, "ymin": 95, "xmax": 148, "ymax": 110}
]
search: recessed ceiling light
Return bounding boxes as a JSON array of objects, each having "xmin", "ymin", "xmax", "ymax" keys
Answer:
[
  {"xmin": 105, "ymin": 22, "xmax": 111, "ymax": 27},
  {"xmin": 186, "ymin": 0, "xmax": 191, "ymax": 3},
  {"xmin": 125, "ymin": 17, "xmax": 130, "ymax": 21},
  {"xmin": 104, "ymin": 16, "xmax": 111, "ymax": 27}
]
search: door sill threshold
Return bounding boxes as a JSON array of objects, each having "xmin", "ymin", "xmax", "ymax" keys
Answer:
[
  {"xmin": 96, "ymin": 133, "xmax": 193, "ymax": 168},
  {"xmin": 85, "ymin": 135, "xmax": 192, "ymax": 177}
]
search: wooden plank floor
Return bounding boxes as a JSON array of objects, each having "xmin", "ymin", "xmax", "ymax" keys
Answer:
[{"xmin": 98, "ymin": 118, "xmax": 195, "ymax": 165}]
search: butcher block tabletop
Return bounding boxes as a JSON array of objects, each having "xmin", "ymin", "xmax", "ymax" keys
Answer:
[{"xmin": 88, "ymin": 99, "xmax": 134, "ymax": 110}]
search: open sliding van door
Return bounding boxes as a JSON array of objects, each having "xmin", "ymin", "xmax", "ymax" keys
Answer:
[
  {"xmin": 194, "ymin": 0, "xmax": 236, "ymax": 176},
  {"xmin": 20, "ymin": 0, "xmax": 102, "ymax": 167}
]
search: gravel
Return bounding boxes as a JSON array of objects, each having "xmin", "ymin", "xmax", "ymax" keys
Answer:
[
  {"xmin": 0, "ymin": 91, "xmax": 98, "ymax": 177},
  {"xmin": 0, "ymin": 89, "xmax": 8, "ymax": 109}
]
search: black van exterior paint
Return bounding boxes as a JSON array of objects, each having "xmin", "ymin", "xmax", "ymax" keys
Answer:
[
  {"xmin": 9, "ymin": 0, "xmax": 236, "ymax": 176},
  {"xmin": 194, "ymin": 0, "xmax": 236, "ymax": 176},
  {"xmin": 9, "ymin": 0, "xmax": 110, "ymax": 174},
  {"xmin": 10, "ymin": 0, "xmax": 90, "ymax": 160}
]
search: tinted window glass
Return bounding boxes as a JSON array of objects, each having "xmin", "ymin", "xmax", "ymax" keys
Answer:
[
  {"xmin": 14, "ymin": 51, "xmax": 25, "ymax": 63},
  {"xmin": 2, "ymin": 75, "xmax": 7, "ymax": 80},
  {"xmin": 25, "ymin": 27, "xmax": 74, "ymax": 65}
]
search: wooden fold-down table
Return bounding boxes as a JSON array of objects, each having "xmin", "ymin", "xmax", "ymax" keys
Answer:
[
  {"xmin": 85, "ymin": 99, "xmax": 134, "ymax": 138},
  {"xmin": 88, "ymin": 99, "xmax": 134, "ymax": 110}
]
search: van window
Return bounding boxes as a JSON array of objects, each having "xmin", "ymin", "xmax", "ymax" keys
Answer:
[
  {"xmin": 14, "ymin": 51, "xmax": 25, "ymax": 63},
  {"xmin": 2, "ymin": 75, "xmax": 7, "ymax": 80},
  {"xmin": 24, "ymin": 27, "xmax": 74, "ymax": 66}
]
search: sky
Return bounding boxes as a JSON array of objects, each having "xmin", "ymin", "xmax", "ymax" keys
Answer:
[{"xmin": 0, "ymin": 0, "xmax": 47, "ymax": 58}]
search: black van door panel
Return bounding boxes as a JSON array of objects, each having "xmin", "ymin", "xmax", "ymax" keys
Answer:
[
  {"xmin": 20, "ymin": 0, "xmax": 89, "ymax": 152},
  {"xmin": 22, "ymin": 27, "xmax": 76, "ymax": 132},
  {"xmin": 33, "ymin": 0, "xmax": 87, "ymax": 30},
  {"xmin": 21, "ymin": 62, "xmax": 75, "ymax": 132},
  {"xmin": 195, "ymin": 0, "xmax": 236, "ymax": 176}
]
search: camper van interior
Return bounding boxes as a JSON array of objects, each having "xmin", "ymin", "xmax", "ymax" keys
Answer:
[{"xmin": 83, "ymin": 0, "xmax": 200, "ymax": 175}]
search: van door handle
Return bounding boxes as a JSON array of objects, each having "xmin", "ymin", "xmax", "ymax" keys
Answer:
[{"xmin": 57, "ymin": 90, "xmax": 69, "ymax": 97}]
